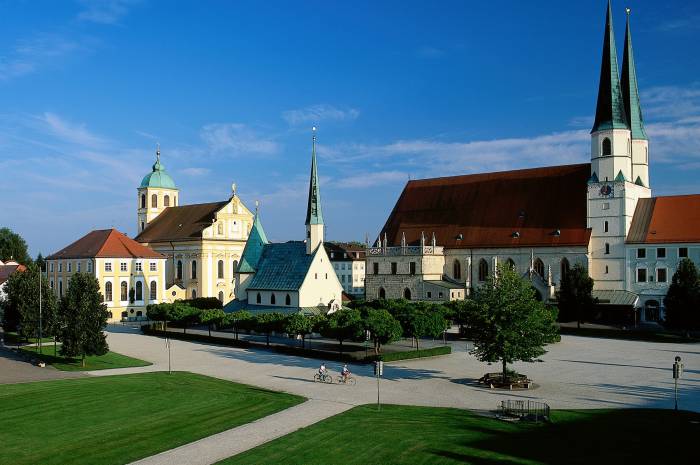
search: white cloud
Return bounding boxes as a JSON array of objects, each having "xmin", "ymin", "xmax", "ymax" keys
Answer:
[
  {"xmin": 77, "ymin": 0, "xmax": 140, "ymax": 24},
  {"xmin": 0, "ymin": 35, "xmax": 80, "ymax": 80},
  {"xmin": 200, "ymin": 123, "xmax": 279, "ymax": 156},
  {"xmin": 336, "ymin": 170, "xmax": 408, "ymax": 189},
  {"xmin": 642, "ymin": 84, "xmax": 700, "ymax": 120},
  {"xmin": 39, "ymin": 112, "xmax": 105, "ymax": 147},
  {"xmin": 282, "ymin": 104, "xmax": 360, "ymax": 126},
  {"xmin": 180, "ymin": 167, "xmax": 211, "ymax": 176}
]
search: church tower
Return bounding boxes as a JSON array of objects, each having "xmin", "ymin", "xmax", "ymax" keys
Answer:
[
  {"xmin": 137, "ymin": 146, "xmax": 179, "ymax": 233},
  {"xmin": 305, "ymin": 127, "xmax": 324, "ymax": 255},
  {"xmin": 587, "ymin": 2, "xmax": 651, "ymax": 290}
]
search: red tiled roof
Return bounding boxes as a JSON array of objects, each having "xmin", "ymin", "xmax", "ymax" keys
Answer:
[
  {"xmin": 135, "ymin": 201, "xmax": 228, "ymax": 243},
  {"xmin": 627, "ymin": 195, "xmax": 700, "ymax": 244},
  {"xmin": 0, "ymin": 263, "xmax": 26, "ymax": 285},
  {"xmin": 378, "ymin": 164, "xmax": 592, "ymax": 249},
  {"xmin": 47, "ymin": 229, "xmax": 164, "ymax": 260}
]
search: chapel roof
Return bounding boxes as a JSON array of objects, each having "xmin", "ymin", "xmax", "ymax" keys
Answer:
[
  {"xmin": 627, "ymin": 195, "xmax": 700, "ymax": 244},
  {"xmin": 238, "ymin": 209, "xmax": 269, "ymax": 273},
  {"xmin": 135, "ymin": 201, "xmax": 228, "ymax": 243},
  {"xmin": 47, "ymin": 229, "xmax": 163, "ymax": 260},
  {"xmin": 377, "ymin": 163, "xmax": 592, "ymax": 249},
  {"xmin": 246, "ymin": 241, "xmax": 317, "ymax": 291}
]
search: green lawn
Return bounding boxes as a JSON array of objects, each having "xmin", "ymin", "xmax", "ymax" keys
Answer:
[
  {"xmin": 222, "ymin": 405, "xmax": 700, "ymax": 465},
  {"xmin": 20, "ymin": 344, "xmax": 152, "ymax": 371},
  {"xmin": 0, "ymin": 372, "xmax": 305, "ymax": 465}
]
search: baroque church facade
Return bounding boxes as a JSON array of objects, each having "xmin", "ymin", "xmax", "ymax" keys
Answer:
[{"xmin": 365, "ymin": 3, "xmax": 700, "ymax": 324}]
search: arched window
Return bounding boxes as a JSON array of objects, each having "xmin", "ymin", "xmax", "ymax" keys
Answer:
[
  {"xmin": 605, "ymin": 243, "xmax": 610, "ymax": 255},
  {"xmin": 453, "ymin": 259, "xmax": 461, "ymax": 280},
  {"xmin": 404, "ymin": 288, "xmax": 411, "ymax": 300},
  {"xmin": 534, "ymin": 258, "xmax": 545, "ymax": 277},
  {"xmin": 232, "ymin": 260, "xmax": 238, "ymax": 276},
  {"xmin": 602, "ymin": 137, "xmax": 612, "ymax": 156},
  {"xmin": 271, "ymin": 294, "xmax": 276, "ymax": 305},
  {"xmin": 505, "ymin": 258, "xmax": 515, "ymax": 271},
  {"xmin": 191, "ymin": 260, "xmax": 197, "ymax": 279},
  {"xmin": 150, "ymin": 281, "xmax": 157, "ymax": 300},
  {"xmin": 164, "ymin": 195, "xmax": 170, "ymax": 207},
  {"xmin": 560, "ymin": 258, "xmax": 570, "ymax": 282},
  {"xmin": 105, "ymin": 281, "xmax": 113, "ymax": 302},
  {"xmin": 177, "ymin": 260, "xmax": 183, "ymax": 280},
  {"xmin": 191, "ymin": 289, "xmax": 197, "ymax": 299},
  {"xmin": 217, "ymin": 260, "xmax": 224, "ymax": 279},
  {"xmin": 256, "ymin": 292, "xmax": 261, "ymax": 304},
  {"xmin": 140, "ymin": 194, "xmax": 146, "ymax": 208},
  {"xmin": 120, "ymin": 281, "xmax": 128, "ymax": 301},
  {"xmin": 378, "ymin": 287, "xmax": 386, "ymax": 299},
  {"xmin": 151, "ymin": 193, "xmax": 158, "ymax": 208},
  {"xmin": 135, "ymin": 281, "xmax": 143, "ymax": 301},
  {"xmin": 285, "ymin": 294, "xmax": 291, "ymax": 305},
  {"xmin": 478, "ymin": 259, "xmax": 488, "ymax": 282},
  {"xmin": 218, "ymin": 291, "xmax": 224, "ymax": 303}
]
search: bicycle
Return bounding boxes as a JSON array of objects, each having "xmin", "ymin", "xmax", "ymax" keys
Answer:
[
  {"xmin": 313, "ymin": 372, "xmax": 333, "ymax": 383},
  {"xmin": 336, "ymin": 374, "xmax": 357, "ymax": 386}
]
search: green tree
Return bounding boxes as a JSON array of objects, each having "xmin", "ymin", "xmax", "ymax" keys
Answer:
[
  {"xmin": 470, "ymin": 264, "xmax": 559, "ymax": 383},
  {"xmin": 284, "ymin": 313, "xmax": 314, "ymax": 348},
  {"xmin": 169, "ymin": 304, "xmax": 201, "ymax": 333},
  {"xmin": 319, "ymin": 308, "xmax": 363, "ymax": 354},
  {"xmin": 224, "ymin": 310, "xmax": 253, "ymax": 340},
  {"xmin": 58, "ymin": 273, "xmax": 109, "ymax": 367},
  {"xmin": 254, "ymin": 312, "xmax": 285, "ymax": 346},
  {"xmin": 444, "ymin": 299, "xmax": 480, "ymax": 334},
  {"xmin": 200, "ymin": 308, "xmax": 227, "ymax": 336},
  {"xmin": 557, "ymin": 263, "xmax": 595, "ymax": 328},
  {"xmin": 361, "ymin": 307, "xmax": 402, "ymax": 356},
  {"xmin": 0, "ymin": 227, "xmax": 31, "ymax": 265},
  {"xmin": 35, "ymin": 253, "xmax": 45, "ymax": 272},
  {"xmin": 664, "ymin": 259, "xmax": 700, "ymax": 330}
]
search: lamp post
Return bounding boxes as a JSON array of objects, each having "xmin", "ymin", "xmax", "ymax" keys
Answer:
[
  {"xmin": 673, "ymin": 356, "xmax": 683, "ymax": 411},
  {"xmin": 38, "ymin": 265, "xmax": 42, "ymax": 355}
]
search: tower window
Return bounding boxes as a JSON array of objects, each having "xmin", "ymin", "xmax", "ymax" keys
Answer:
[
  {"xmin": 391, "ymin": 262, "xmax": 397, "ymax": 275},
  {"xmin": 410, "ymin": 262, "xmax": 416, "ymax": 275},
  {"xmin": 164, "ymin": 195, "xmax": 170, "ymax": 207},
  {"xmin": 602, "ymin": 138, "xmax": 612, "ymax": 156},
  {"xmin": 604, "ymin": 221, "xmax": 609, "ymax": 233},
  {"xmin": 605, "ymin": 243, "xmax": 610, "ymax": 255},
  {"xmin": 151, "ymin": 194, "xmax": 158, "ymax": 208},
  {"xmin": 373, "ymin": 262, "xmax": 379, "ymax": 275},
  {"xmin": 141, "ymin": 194, "xmax": 146, "ymax": 208}
]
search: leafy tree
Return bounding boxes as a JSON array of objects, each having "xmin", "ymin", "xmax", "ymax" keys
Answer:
[
  {"xmin": 557, "ymin": 263, "xmax": 595, "ymax": 328},
  {"xmin": 664, "ymin": 259, "xmax": 700, "ymax": 330},
  {"xmin": 0, "ymin": 227, "xmax": 31, "ymax": 265},
  {"xmin": 254, "ymin": 312, "xmax": 285, "ymax": 346},
  {"xmin": 35, "ymin": 253, "xmax": 45, "ymax": 272},
  {"xmin": 361, "ymin": 307, "xmax": 402, "ymax": 356},
  {"xmin": 470, "ymin": 264, "xmax": 559, "ymax": 383},
  {"xmin": 444, "ymin": 299, "xmax": 480, "ymax": 334},
  {"xmin": 59, "ymin": 273, "xmax": 109, "ymax": 367},
  {"xmin": 200, "ymin": 308, "xmax": 227, "ymax": 337},
  {"xmin": 319, "ymin": 308, "xmax": 363, "ymax": 354},
  {"xmin": 224, "ymin": 310, "xmax": 253, "ymax": 340},
  {"xmin": 181, "ymin": 297, "xmax": 222, "ymax": 310},
  {"xmin": 169, "ymin": 304, "xmax": 201, "ymax": 333},
  {"xmin": 284, "ymin": 313, "xmax": 314, "ymax": 348}
]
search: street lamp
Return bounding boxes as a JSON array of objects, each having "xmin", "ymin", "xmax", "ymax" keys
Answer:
[{"xmin": 673, "ymin": 356, "xmax": 684, "ymax": 411}]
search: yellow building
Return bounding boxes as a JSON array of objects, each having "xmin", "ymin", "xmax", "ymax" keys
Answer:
[
  {"xmin": 135, "ymin": 149, "xmax": 254, "ymax": 304},
  {"xmin": 46, "ymin": 229, "xmax": 167, "ymax": 322}
]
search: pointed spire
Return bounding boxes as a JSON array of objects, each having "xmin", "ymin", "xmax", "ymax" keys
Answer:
[
  {"xmin": 592, "ymin": 0, "xmax": 628, "ymax": 133},
  {"xmin": 237, "ymin": 202, "xmax": 269, "ymax": 273},
  {"xmin": 420, "ymin": 231, "xmax": 426, "ymax": 247},
  {"xmin": 621, "ymin": 8, "xmax": 647, "ymax": 140},
  {"xmin": 305, "ymin": 127, "xmax": 324, "ymax": 226},
  {"xmin": 401, "ymin": 231, "xmax": 406, "ymax": 247}
]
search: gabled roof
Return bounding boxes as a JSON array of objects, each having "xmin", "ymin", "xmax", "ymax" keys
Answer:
[
  {"xmin": 246, "ymin": 241, "xmax": 317, "ymax": 291},
  {"xmin": 238, "ymin": 210, "xmax": 269, "ymax": 273},
  {"xmin": 378, "ymin": 164, "xmax": 592, "ymax": 249},
  {"xmin": 47, "ymin": 229, "xmax": 163, "ymax": 260},
  {"xmin": 627, "ymin": 195, "xmax": 700, "ymax": 244},
  {"xmin": 135, "ymin": 201, "xmax": 228, "ymax": 243},
  {"xmin": 620, "ymin": 11, "xmax": 647, "ymax": 140},
  {"xmin": 0, "ymin": 263, "xmax": 26, "ymax": 286}
]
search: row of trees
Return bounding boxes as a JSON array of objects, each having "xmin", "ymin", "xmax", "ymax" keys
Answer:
[{"xmin": 1, "ymin": 267, "xmax": 109, "ymax": 366}]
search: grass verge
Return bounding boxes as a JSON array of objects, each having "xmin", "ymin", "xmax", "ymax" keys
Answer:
[
  {"xmin": 20, "ymin": 344, "xmax": 152, "ymax": 371},
  {"xmin": 221, "ymin": 404, "xmax": 699, "ymax": 465},
  {"xmin": 0, "ymin": 371, "xmax": 304, "ymax": 465}
]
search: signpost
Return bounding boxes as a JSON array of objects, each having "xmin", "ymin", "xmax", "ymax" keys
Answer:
[
  {"xmin": 673, "ymin": 356, "xmax": 683, "ymax": 411},
  {"xmin": 375, "ymin": 360, "xmax": 383, "ymax": 411}
]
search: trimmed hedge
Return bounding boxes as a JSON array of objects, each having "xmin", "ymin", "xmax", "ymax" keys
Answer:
[
  {"xmin": 142, "ymin": 327, "xmax": 251, "ymax": 348},
  {"xmin": 374, "ymin": 346, "xmax": 451, "ymax": 362}
]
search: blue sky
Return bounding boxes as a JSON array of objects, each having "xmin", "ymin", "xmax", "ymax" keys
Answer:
[{"xmin": 2, "ymin": 0, "xmax": 699, "ymax": 257}]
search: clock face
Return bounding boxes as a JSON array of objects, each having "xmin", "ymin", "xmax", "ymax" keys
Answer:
[{"xmin": 599, "ymin": 184, "xmax": 613, "ymax": 197}]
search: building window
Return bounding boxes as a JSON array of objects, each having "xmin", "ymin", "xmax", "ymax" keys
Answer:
[
  {"xmin": 602, "ymin": 202, "xmax": 610, "ymax": 210},
  {"xmin": 105, "ymin": 262, "xmax": 112, "ymax": 272},
  {"xmin": 453, "ymin": 259, "xmax": 461, "ymax": 280},
  {"xmin": 135, "ymin": 281, "xmax": 143, "ymax": 301},
  {"xmin": 285, "ymin": 294, "xmax": 291, "ymax": 306},
  {"xmin": 105, "ymin": 282, "xmax": 113, "ymax": 302},
  {"xmin": 315, "ymin": 273, "xmax": 318, "ymax": 279},
  {"xmin": 378, "ymin": 287, "xmax": 386, "ymax": 299},
  {"xmin": 373, "ymin": 262, "xmax": 379, "ymax": 275},
  {"xmin": 164, "ymin": 195, "xmax": 170, "ymax": 207},
  {"xmin": 679, "ymin": 247, "xmax": 688, "ymax": 258},
  {"xmin": 177, "ymin": 260, "xmax": 183, "ymax": 280},
  {"xmin": 478, "ymin": 259, "xmax": 488, "ymax": 282},
  {"xmin": 657, "ymin": 268, "xmax": 667, "ymax": 283},
  {"xmin": 59, "ymin": 280, "xmax": 63, "ymax": 297},
  {"xmin": 605, "ymin": 265, "xmax": 609, "ymax": 274},
  {"xmin": 657, "ymin": 248, "xmax": 666, "ymax": 259},
  {"xmin": 218, "ymin": 291, "xmax": 224, "ymax": 303},
  {"xmin": 150, "ymin": 281, "xmax": 157, "ymax": 300},
  {"xmin": 218, "ymin": 260, "xmax": 224, "ymax": 279},
  {"xmin": 602, "ymin": 137, "xmax": 612, "ymax": 156},
  {"xmin": 150, "ymin": 262, "xmax": 157, "ymax": 272},
  {"xmin": 404, "ymin": 288, "xmax": 411, "ymax": 300},
  {"xmin": 141, "ymin": 194, "xmax": 146, "ymax": 208},
  {"xmin": 410, "ymin": 262, "xmax": 416, "ymax": 275},
  {"xmin": 120, "ymin": 262, "xmax": 127, "ymax": 272},
  {"xmin": 191, "ymin": 260, "xmax": 197, "ymax": 279},
  {"xmin": 232, "ymin": 260, "xmax": 238, "ymax": 276},
  {"xmin": 50, "ymin": 279, "xmax": 54, "ymax": 289},
  {"xmin": 121, "ymin": 282, "xmax": 128, "ymax": 301},
  {"xmin": 50, "ymin": 262, "xmax": 54, "ymax": 272},
  {"xmin": 604, "ymin": 220, "xmax": 609, "ymax": 233},
  {"xmin": 271, "ymin": 294, "xmax": 276, "ymax": 305},
  {"xmin": 637, "ymin": 268, "xmax": 647, "ymax": 283},
  {"xmin": 438, "ymin": 292, "xmax": 443, "ymax": 299},
  {"xmin": 135, "ymin": 262, "xmax": 142, "ymax": 272},
  {"xmin": 191, "ymin": 289, "xmax": 197, "ymax": 299},
  {"xmin": 644, "ymin": 300, "xmax": 660, "ymax": 322},
  {"xmin": 534, "ymin": 258, "xmax": 545, "ymax": 278},
  {"xmin": 391, "ymin": 262, "xmax": 397, "ymax": 275},
  {"xmin": 67, "ymin": 262, "xmax": 72, "ymax": 272},
  {"xmin": 605, "ymin": 243, "xmax": 610, "ymax": 255},
  {"xmin": 217, "ymin": 222, "xmax": 223, "ymax": 235},
  {"xmin": 427, "ymin": 291, "xmax": 432, "ymax": 299},
  {"xmin": 141, "ymin": 222, "xmax": 145, "ymax": 232},
  {"xmin": 58, "ymin": 263, "xmax": 62, "ymax": 272},
  {"xmin": 637, "ymin": 248, "xmax": 646, "ymax": 259},
  {"xmin": 87, "ymin": 261, "xmax": 92, "ymax": 272},
  {"xmin": 506, "ymin": 258, "xmax": 515, "ymax": 270},
  {"xmin": 256, "ymin": 292, "xmax": 261, "ymax": 304},
  {"xmin": 560, "ymin": 258, "xmax": 570, "ymax": 281},
  {"xmin": 151, "ymin": 193, "xmax": 158, "ymax": 208}
]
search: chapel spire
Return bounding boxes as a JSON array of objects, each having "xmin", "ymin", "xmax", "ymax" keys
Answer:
[
  {"xmin": 305, "ymin": 127, "xmax": 324, "ymax": 254},
  {"xmin": 621, "ymin": 8, "xmax": 647, "ymax": 140},
  {"xmin": 592, "ymin": 0, "xmax": 628, "ymax": 133}
]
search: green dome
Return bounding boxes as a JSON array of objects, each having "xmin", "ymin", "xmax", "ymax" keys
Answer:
[{"xmin": 140, "ymin": 151, "xmax": 177, "ymax": 189}]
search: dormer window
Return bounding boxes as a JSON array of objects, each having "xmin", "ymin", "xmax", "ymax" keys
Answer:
[{"xmin": 602, "ymin": 138, "xmax": 612, "ymax": 156}]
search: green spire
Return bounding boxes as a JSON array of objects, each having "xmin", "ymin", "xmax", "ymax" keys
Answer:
[
  {"xmin": 615, "ymin": 170, "xmax": 627, "ymax": 182},
  {"xmin": 592, "ymin": 0, "xmax": 629, "ymax": 134},
  {"xmin": 238, "ymin": 202, "xmax": 269, "ymax": 273},
  {"xmin": 621, "ymin": 9, "xmax": 647, "ymax": 140},
  {"xmin": 305, "ymin": 128, "xmax": 324, "ymax": 226}
]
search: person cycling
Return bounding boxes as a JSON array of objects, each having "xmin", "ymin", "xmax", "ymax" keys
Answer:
[
  {"xmin": 318, "ymin": 363, "xmax": 327, "ymax": 381},
  {"xmin": 341, "ymin": 364, "xmax": 351, "ymax": 383}
]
